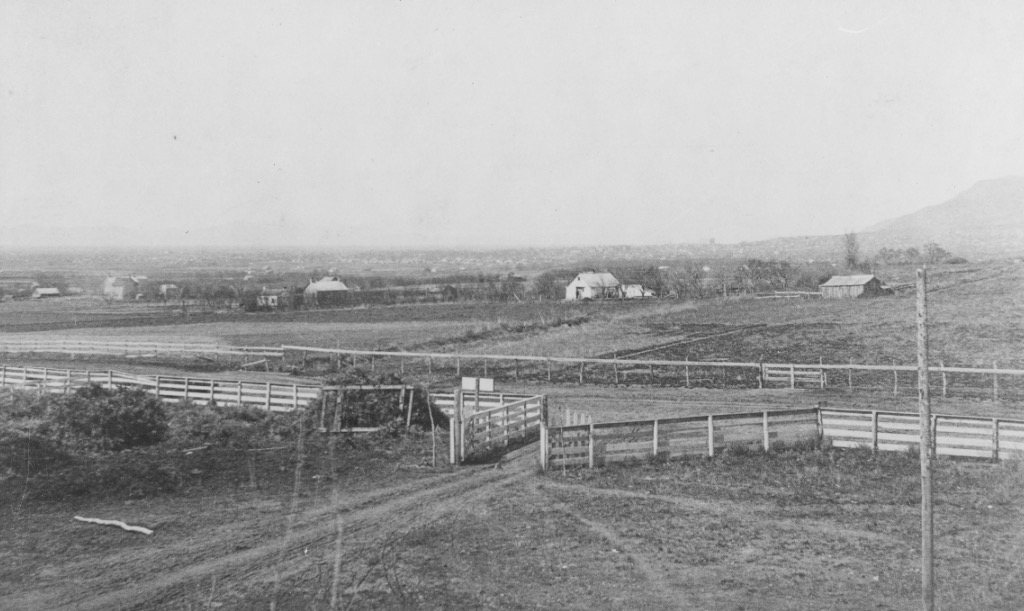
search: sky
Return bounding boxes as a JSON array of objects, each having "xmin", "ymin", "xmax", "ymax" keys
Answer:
[{"xmin": 2, "ymin": 0, "xmax": 1024, "ymax": 249}]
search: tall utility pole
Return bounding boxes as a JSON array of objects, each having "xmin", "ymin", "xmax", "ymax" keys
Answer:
[{"xmin": 917, "ymin": 268, "xmax": 934, "ymax": 610}]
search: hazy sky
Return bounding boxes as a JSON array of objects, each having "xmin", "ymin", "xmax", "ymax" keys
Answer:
[{"xmin": 2, "ymin": 1, "xmax": 1023, "ymax": 249}]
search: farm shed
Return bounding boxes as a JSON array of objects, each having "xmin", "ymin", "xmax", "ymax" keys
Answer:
[
  {"xmin": 257, "ymin": 287, "xmax": 293, "ymax": 309},
  {"xmin": 31, "ymin": 287, "xmax": 61, "ymax": 299},
  {"xmin": 623, "ymin": 284, "xmax": 655, "ymax": 299},
  {"xmin": 820, "ymin": 274, "xmax": 887, "ymax": 299},
  {"xmin": 159, "ymin": 284, "xmax": 181, "ymax": 300},
  {"xmin": 303, "ymin": 276, "xmax": 349, "ymax": 307},
  {"xmin": 565, "ymin": 272, "xmax": 621, "ymax": 300}
]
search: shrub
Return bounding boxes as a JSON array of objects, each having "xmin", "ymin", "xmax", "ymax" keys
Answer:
[{"xmin": 49, "ymin": 385, "xmax": 169, "ymax": 452}]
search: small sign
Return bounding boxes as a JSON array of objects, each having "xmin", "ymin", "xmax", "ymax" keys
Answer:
[{"xmin": 461, "ymin": 377, "xmax": 494, "ymax": 392}]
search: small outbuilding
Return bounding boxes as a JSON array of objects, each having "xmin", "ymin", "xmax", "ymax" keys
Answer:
[
  {"xmin": 31, "ymin": 287, "xmax": 61, "ymax": 299},
  {"xmin": 622, "ymin": 284, "xmax": 655, "ymax": 299},
  {"xmin": 159, "ymin": 284, "xmax": 181, "ymax": 300},
  {"xmin": 565, "ymin": 272, "xmax": 621, "ymax": 300},
  {"xmin": 257, "ymin": 287, "xmax": 293, "ymax": 309},
  {"xmin": 303, "ymin": 276, "xmax": 349, "ymax": 307},
  {"xmin": 819, "ymin": 275, "xmax": 886, "ymax": 299}
]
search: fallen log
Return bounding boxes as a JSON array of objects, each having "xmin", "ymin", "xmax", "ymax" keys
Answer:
[{"xmin": 74, "ymin": 516, "xmax": 154, "ymax": 536}]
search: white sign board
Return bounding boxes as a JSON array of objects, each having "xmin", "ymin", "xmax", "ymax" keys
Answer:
[{"xmin": 461, "ymin": 377, "xmax": 494, "ymax": 392}]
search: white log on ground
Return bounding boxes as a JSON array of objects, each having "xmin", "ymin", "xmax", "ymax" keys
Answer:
[{"xmin": 74, "ymin": 516, "xmax": 154, "ymax": 535}]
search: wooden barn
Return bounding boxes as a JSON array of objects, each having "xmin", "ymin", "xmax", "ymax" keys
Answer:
[
  {"xmin": 565, "ymin": 272, "xmax": 621, "ymax": 300},
  {"xmin": 819, "ymin": 274, "xmax": 886, "ymax": 299}
]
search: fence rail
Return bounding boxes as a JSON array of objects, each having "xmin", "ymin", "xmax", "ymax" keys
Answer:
[
  {"xmin": 821, "ymin": 408, "xmax": 1024, "ymax": 460},
  {"xmin": 445, "ymin": 388, "xmax": 545, "ymax": 464},
  {"xmin": 3, "ymin": 339, "xmax": 1023, "ymax": 398},
  {"xmin": 0, "ymin": 339, "xmax": 284, "ymax": 358},
  {"xmin": 429, "ymin": 391, "xmax": 540, "ymax": 418},
  {"xmin": 0, "ymin": 365, "xmax": 319, "ymax": 411},
  {"xmin": 541, "ymin": 406, "xmax": 1024, "ymax": 469}
]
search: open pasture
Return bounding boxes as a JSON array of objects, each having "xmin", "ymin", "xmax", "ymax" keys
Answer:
[{"xmin": 5, "ymin": 424, "xmax": 1022, "ymax": 610}]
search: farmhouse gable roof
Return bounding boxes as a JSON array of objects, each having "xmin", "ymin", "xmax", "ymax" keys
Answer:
[
  {"xmin": 304, "ymin": 276, "xmax": 349, "ymax": 293},
  {"xmin": 572, "ymin": 272, "xmax": 620, "ymax": 288},
  {"xmin": 820, "ymin": 275, "xmax": 878, "ymax": 287}
]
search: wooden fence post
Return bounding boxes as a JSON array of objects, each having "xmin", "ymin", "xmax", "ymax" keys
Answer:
[
  {"xmin": 183, "ymin": 377, "xmax": 190, "ymax": 402},
  {"xmin": 848, "ymin": 358, "xmax": 853, "ymax": 391},
  {"xmin": 579, "ymin": 361, "xmax": 584, "ymax": 384},
  {"xmin": 514, "ymin": 359, "xmax": 519, "ymax": 381},
  {"xmin": 652, "ymin": 419, "xmax": 659, "ymax": 457},
  {"xmin": 819, "ymin": 357, "xmax": 825, "ymax": 390},
  {"xmin": 707, "ymin": 415, "xmax": 715, "ymax": 457},
  {"xmin": 892, "ymin": 360, "xmax": 898, "ymax": 396},
  {"xmin": 685, "ymin": 361, "xmax": 690, "ymax": 388},
  {"xmin": 649, "ymin": 363, "xmax": 655, "ymax": 385},
  {"xmin": 539, "ymin": 416, "xmax": 548, "ymax": 470},
  {"xmin": 940, "ymin": 361, "xmax": 947, "ymax": 398},
  {"xmin": 993, "ymin": 361, "xmax": 999, "ymax": 401},
  {"xmin": 428, "ymin": 357, "xmax": 432, "ymax": 375},
  {"xmin": 107, "ymin": 370, "xmax": 113, "ymax": 389},
  {"xmin": 155, "ymin": 375, "xmax": 161, "ymax": 399},
  {"xmin": 456, "ymin": 357, "xmax": 461, "ymax": 376},
  {"xmin": 993, "ymin": 419, "xmax": 1000, "ymax": 460},
  {"xmin": 293, "ymin": 384, "xmax": 299, "ymax": 410},
  {"xmin": 450, "ymin": 389, "xmax": 461, "ymax": 466},
  {"xmin": 763, "ymin": 411, "xmax": 770, "ymax": 452},
  {"xmin": 265, "ymin": 383, "xmax": 272, "ymax": 411},
  {"xmin": 237, "ymin": 381, "xmax": 243, "ymax": 406},
  {"xmin": 588, "ymin": 423, "xmax": 595, "ymax": 469},
  {"xmin": 483, "ymin": 359, "xmax": 488, "ymax": 377},
  {"xmin": 547, "ymin": 359, "xmax": 552, "ymax": 382},
  {"xmin": 871, "ymin": 411, "xmax": 879, "ymax": 452},
  {"xmin": 790, "ymin": 364, "xmax": 795, "ymax": 389},
  {"xmin": 613, "ymin": 353, "xmax": 619, "ymax": 385}
]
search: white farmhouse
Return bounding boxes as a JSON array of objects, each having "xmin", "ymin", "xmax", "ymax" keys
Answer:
[{"xmin": 565, "ymin": 272, "xmax": 621, "ymax": 300}]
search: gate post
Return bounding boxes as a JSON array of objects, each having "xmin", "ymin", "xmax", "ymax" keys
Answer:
[
  {"xmin": 451, "ymin": 388, "xmax": 463, "ymax": 465},
  {"xmin": 540, "ymin": 396, "xmax": 549, "ymax": 470}
]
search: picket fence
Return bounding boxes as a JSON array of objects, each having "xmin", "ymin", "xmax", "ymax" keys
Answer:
[
  {"xmin": 0, "ymin": 365, "xmax": 320, "ymax": 412},
  {"xmin": 541, "ymin": 406, "xmax": 1024, "ymax": 469}
]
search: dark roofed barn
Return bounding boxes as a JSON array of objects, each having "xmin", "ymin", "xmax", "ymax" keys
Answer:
[{"xmin": 819, "ymin": 275, "xmax": 886, "ymax": 299}]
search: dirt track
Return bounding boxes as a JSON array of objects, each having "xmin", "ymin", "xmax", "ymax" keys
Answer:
[{"xmin": 2, "ymin": 444, "xmax": 539, "ymax": 611}]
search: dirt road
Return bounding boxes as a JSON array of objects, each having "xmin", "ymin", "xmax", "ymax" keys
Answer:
[{"xmin": 2, "ymin": 444, "xmax": 539, "ymax": 611}]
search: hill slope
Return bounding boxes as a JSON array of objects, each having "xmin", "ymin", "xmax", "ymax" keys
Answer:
[{"xmin": 862, "ymin": 177, "xmax": 1024, "ymax": 257}]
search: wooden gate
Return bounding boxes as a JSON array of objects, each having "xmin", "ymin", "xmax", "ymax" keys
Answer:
[
  {"xmin": 761, "ymin": 364, "xmax": 824, "ymax": 389},
  {"xmin": 445, "ymin": 388, "xmax": 546, "ymax": 464}
]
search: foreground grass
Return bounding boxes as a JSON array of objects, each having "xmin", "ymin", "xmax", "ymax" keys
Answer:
[{"xmin": 537, "ymin": 449, "xmax": 1024, "ymax": 610}]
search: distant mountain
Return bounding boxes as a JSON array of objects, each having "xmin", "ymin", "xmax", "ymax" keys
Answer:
[{"xmin": 861, "ymin": 176, "xmax": 1024, "ymax": 257}]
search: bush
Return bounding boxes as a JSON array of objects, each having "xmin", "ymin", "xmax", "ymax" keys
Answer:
[{"xmin": 49, "ymin": 385, "xmax": 170, "ymax": 452}]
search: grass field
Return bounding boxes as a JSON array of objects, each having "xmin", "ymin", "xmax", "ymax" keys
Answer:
[{"xmin": 3, "ymin": 422, "xmax": 1022, "ymax": 609}]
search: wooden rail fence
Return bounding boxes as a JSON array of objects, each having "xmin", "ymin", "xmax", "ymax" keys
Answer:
[
  {"xmin": 3, "ymin": 340, "xmax": 1022, "ymax": 398},
  {"xmin": 541, "ymin": 406, "xmax": 1024, "ymax": 469},
  {"xmin": 0, "ymin": 365, "xmax": 319, "ymax": 411},
  {"xmin": 443, "ymin": 387, "xmax": 545, "ymax": 465},
  {"xmin": 0, "ymin": 339, "xmax": 283, "ymax": 359},
  {"xmin": 283, "ymin": 345, "xmax": 1024, "ymax": 398}
]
